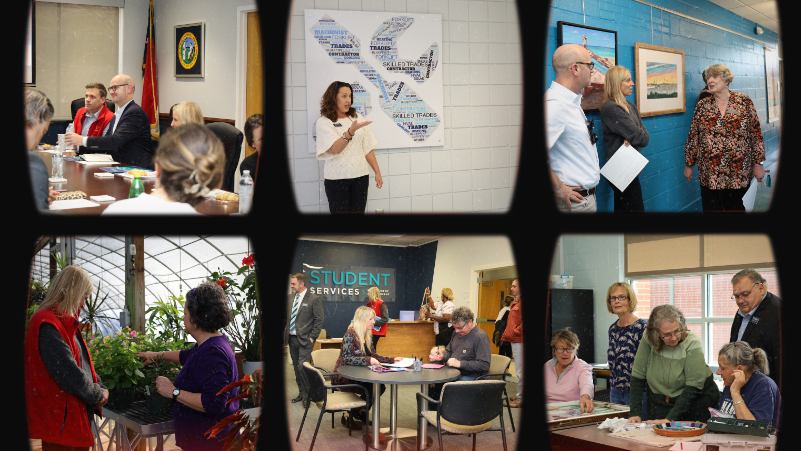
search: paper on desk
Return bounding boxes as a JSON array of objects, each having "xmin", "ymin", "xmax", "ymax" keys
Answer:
[
  {"xmin": 668, "ymin": 442, "xmax": 703, "ymax": 451},
  {"xmin": 600, "ymin": 144, "xmax": 648, "ymax": 192},
  {"xmin": 79, "ymin": 160, "xmax": 119, "ymax": 165},
  {"xmin": 421, "ymin": 363, "xmax": 444, "ymax": 369},
  {"xmin": 381, "ymin": 358, "xmax": 414, "ymax": 368},
  {"xmin": 82, "ymin": 154, "xmax": 114, "ymax": 162},
  {"xmin": 49, "ymin": 199, "xmax": 100, "ymax": 210},
  {"xmin": 742, "ymin": 177, "xmax": 758, "ymax": 212}
]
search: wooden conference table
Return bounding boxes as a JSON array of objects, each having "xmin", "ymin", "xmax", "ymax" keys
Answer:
[
  {"xmin": 34, "ymin": 150, "xmax": 239, "ymax": 215},
  {"xmin": 336, "ymin": 365, "xmax": 461, "ymax": 451},
  {"xmin": 550, "ymin": 422, "xmax": 667, "ymax": 451}
]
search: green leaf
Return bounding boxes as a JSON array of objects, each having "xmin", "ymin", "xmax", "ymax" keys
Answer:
[
  {"xmin": 124, "ymin": 367, "xmax": 132, "ymax": 377},
  {"xmin": 135, "ymin": 369, "xmax": 144, "ymax": 378},
  {"xmin": 106, "ymin": 379, "xmax": 115, "ymax": 389}
]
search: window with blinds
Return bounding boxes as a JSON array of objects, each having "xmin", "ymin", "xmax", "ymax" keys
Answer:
[{"xmin": 34, "ymin": 2, "xmax": 119, "ymax": 120}]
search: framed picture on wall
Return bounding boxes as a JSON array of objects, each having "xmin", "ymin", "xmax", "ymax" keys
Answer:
[
  {"xmin": 634, "ymin": 43, "xmax": 686, "ymax": 117},
  {"xmin": 174, "ymin": 22, "xmax": 204, "ymax": 78},
  {"xmin": 25, "ymin": 0, "xmax": 35, "ymax": 85},
  {"xmin": 764, "ymin": 47, "xmax": 781, "ymax": 123},
  {"xmin": 556, "ymin": 21, "xmax": 617, "ymax": 111}
]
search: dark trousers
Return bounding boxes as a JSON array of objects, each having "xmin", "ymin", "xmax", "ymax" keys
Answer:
[
  {"xmin": 645, "ymin": 374, "xmax": 720, "ymax": 421},
  {"xmin": 498, "ymin": 341, "xmax": 513, "ymax": 358},
  {"xmin": 612, "ymin": 176, "xmax": 645, "ymax": 212},
  {"xmin": 371, "ymin": 334, "xmax": 381, "ymax": 352},
  {"xmin": 324, "ymin": 175, "xmax": 369, "ymax": 214},
  {"xmin": 435, "ymin": 326, "xmax": 454, "ymax": 347},
  {"xmin": 289, "ymin": 335, "xmax": 313, "ymax": 399},
  {"xmin": 700, "ymin": 184, "xmax": 749, "ymax": 212},
  {"xmin": 351, "ymin": 382, "xmax": 386, "ymax": 419}
]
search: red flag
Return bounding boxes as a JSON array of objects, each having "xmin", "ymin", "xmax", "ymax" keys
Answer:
[{"xmin": 141, "ymin": 0, "xmax": 159, "ymax": 138}]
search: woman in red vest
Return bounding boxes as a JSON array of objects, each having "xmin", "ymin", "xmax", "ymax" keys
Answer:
[
  {"xmin": 25, "ymin": 266, "xmax": 109, "ymax": 450},
  {"xmin": 366, "ymin": 287, "xmax": 389, "ymax": 351}
]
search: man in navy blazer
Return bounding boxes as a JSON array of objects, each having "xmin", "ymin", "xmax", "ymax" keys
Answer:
[{"xmin": 65, "ymin": 74, "xmax": 155, "ymax": 169}]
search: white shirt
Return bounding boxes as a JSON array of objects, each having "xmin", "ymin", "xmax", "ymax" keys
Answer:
[
  {"xmin": 316, "ymin": 112, "xmax": 378, "ymax": 180},
  {"xmin": 289, "ymin": 289, "xmax": 307, "ymax": 335},
  {"xmin": 433, "ymin": 300, "xmax": 455, "ymax": 334},
  {"xmin": 81, "ymin": 99, "xmax": 133, "ymax": 146},
  {"xmin": 545, "ymin": 81, "xmax": 600, "ymax": 189},
  {"xmin": 101, "ymin": 193, "xmax": 201, "ymax": 215}
]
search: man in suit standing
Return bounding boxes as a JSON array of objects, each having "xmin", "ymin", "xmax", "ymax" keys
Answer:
[
  {"xmin": 287, "ymin": 273, "xmax": 324, "ymax": 408},
  {"xmin": 65, "ymin": 74, "xmax": 155, "ymax": 169},
  {"xmin": 729, "ymin": 269, "xmax": 781, "ymax": 390}
]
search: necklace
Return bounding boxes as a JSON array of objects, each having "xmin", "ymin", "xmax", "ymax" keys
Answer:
[{"xmin": 661, "ymin": 344, "xmax": 677, "ymax": 403}]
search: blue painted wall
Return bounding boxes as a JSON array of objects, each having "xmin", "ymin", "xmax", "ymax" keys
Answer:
[
  {"xmin": 291, "ymin": 240, "xmax": 438, "ymax": 339},
  {"xmin": 546, "ymin": 0, "xmax": 781, "ymax": 212}
]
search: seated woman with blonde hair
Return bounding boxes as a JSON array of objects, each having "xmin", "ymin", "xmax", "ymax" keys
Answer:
[
  {"xmin": 102, "ymin": 123, "xmax": 225, "ymax": 214},
  {"xmin": 715, "ymin": 341, "xmax": 780, "ymax": 426},
  {"xmin": 171, "ymin": 101, "xmax": 204, "ymax": 126}
]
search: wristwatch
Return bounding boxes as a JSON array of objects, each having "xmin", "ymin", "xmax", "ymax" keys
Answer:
[{"xmin": 172, "ymin": 388, "xmax": 181, "ymax": 401}]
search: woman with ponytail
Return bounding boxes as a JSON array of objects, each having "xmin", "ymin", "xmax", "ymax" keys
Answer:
[
  {"xmin": 102, "ymin": 123, "xmax": 225, "ymax": 214},
  {"xmin": 715, "ymin": 341, "xmax": 781, "ymax": 426}
]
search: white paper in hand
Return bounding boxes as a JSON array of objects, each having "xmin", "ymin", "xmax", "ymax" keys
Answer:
[
  {"xmin": 600, "ymin": 144, "xmax": 649, "ymax": 192},
  {"xmin": 742, "ymin": 177, "xmax": 758, "ymax": 212}
]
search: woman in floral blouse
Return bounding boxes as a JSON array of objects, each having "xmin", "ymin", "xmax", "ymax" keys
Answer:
[
  {"xmin": 684, "ymin": 64, "xmax": 767, "ymax": 211},
  {"xmin": 606, "ymin": 282, "xmax": 648, "ymax": 419},
  {"xmin": 331, "ymin": 306, "xmax": 402, "ymax": 428}
]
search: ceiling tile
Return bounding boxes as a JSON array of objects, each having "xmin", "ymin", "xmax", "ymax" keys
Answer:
[
  {"xmin": 739, "ymin": 0, "xmax": 774, "ymax": 5},
  {"xmin": 711, "ymin": 0, "xmax": 748, "ymax": 9}
]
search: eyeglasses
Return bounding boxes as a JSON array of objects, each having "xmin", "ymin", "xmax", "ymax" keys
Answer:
[
  {"xmin": 109, "ymin": 84, "xmax": 129, "ymax": 92},
  {"xmin": 610, "ymin": 295, "xmax": 628, "ymax": 302},
  {"xmin": 586, "ymin": 119, "xmax": 599, "ymax": 144},
  {"xmin": 575, "ymin": 61, "xmax": 595, "ymax": 70},
  {"xmin": 731, "ymin": 283, "xmax": 759, "ymax": 301},
  {"xmin": 660, "ymin": 328, "xmax": 684, "ymax": 340},
  {"xmin": 453, "ymin": 321, "xmax": 471, "ymax": 332},
  {"xmin": 554, "ymin": 347, "xmax": 575, "ymax": 354}
]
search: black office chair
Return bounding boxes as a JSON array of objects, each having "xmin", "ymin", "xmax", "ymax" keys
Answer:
[
  {"xmin": 70, "ymin": 99, "xmax": 115, "ymax": 121},
  {"xmin": 206, "ymin": 122, "xmax": 244, "ymax": 192}
]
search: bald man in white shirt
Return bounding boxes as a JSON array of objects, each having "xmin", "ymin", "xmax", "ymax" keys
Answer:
[{"xmin": 546, "ymin": 44, "xmax": 601, "ymax": 212}]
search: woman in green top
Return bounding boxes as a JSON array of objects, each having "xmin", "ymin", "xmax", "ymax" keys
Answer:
[{"xmin": 627, "ymin": 305, "xmax": 720, "ymax": 423}]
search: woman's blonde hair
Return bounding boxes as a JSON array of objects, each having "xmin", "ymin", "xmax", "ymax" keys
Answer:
[
  {"xmin": 155, "ymin": 123, "xmax": 226, "ymax": 206},
  {"xmin": 440, "ymin": 288, "xmax": 454, "ymax": 301},
  {"xmin": 348, "ymin": 306, "xmax": 376, "ymax": 357},
  {"xmin": 368, "ymin": 287, "xmax": 381, "ymax": 300},
  {"xmin": 605, "ymin": 282, "xmax": 638, "ymax": 313},
  {"xmin": 602, "ymin": 66, "xmax": 631, "ymax": 113},
  {"xmin": 35, "ymin": 266, "xmax": 94, "ymax": 317},
  {"xmin": 719, "ymin": 341, "xmax": 770, "ymax": 375},
  {"xmin": 173, "ymin": 101, "xmax": 204, "ymax": 125},
  {"xmin": 704, "ymin": 64, "xmax": 734, "ymax": 86}
]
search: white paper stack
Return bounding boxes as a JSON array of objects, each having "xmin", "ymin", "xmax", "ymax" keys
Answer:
[
  {"xmin": 600, "ymin": 144, "xmax": 649, "ymax": 192},
  {"xmin": 380, "ymin": 358, "xmax": 414, "ymax": 368},
  {"xmin": 49, "ymin": 199, "xmax": 100, "ymax": 210},
  {"xmin": 94, "ymin": 172, "xmax": 115, "ymax": 178},
  {"xmin": 79, "ymin": 154, "xmax": 118, "ymax": 165}
]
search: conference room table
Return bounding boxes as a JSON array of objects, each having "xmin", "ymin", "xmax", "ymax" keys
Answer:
[
  {"xmin": 336, "ymin": 365, "xmax": 462, "ymax": 451},
  {"xmin": 34, "ymin": 149, "xmax": 239, "ymax": 215},
  {"xmin": 549, "ymin": 422, "xmax": 667, "ymax": 451}
]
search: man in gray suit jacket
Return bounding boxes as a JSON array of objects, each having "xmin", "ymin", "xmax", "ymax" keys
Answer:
[{"xmin": 287, "ymin": 273, "xmax": 324, "ymax": 408}]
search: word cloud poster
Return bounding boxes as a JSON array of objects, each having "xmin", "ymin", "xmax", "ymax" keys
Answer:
[{"xmin": 304, "ymin": 10, "xmax": 444, "ymax": 152}]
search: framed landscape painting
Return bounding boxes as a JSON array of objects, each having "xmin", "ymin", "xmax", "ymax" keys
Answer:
[
  {"xmin": 557, "ymin": 21, "xmax": 617, "ymax": 111},
  {"xmin": 634, "ymin": 43, "xmax": 685, "ymax": 117}
]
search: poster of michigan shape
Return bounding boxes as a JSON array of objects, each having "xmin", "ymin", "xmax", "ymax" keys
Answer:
[{"xmin": 305, "ymin": 10, "xmax": 444, "ymax": 152}]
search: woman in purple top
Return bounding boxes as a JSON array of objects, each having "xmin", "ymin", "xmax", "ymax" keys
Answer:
[
  {"xmin": 135, "ymin": 282, "xmax": 240, "ymax": 451},
  {"xmin": 606, "ymin": 282, "xmax": 648, "ymax": 419}
]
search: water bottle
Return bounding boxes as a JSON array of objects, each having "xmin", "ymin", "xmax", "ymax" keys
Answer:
[
  {"xmin": 52, "ymin": 151, "xmax": 63, "ymax": 179},
  {"xmin": 129, "ymin": 173, "xmax": 145, "ymax": 198},
  {"xmin": 239, "ymin": 170, "xmax": 253, "ymax": 214}
]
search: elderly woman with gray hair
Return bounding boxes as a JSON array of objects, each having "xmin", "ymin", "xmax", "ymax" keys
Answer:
[
  {"xmin": 26, "ymin": 88, "xmax": 58, "ymax": 209},
  {"xmin": 627, "ymin": 305, "xmax": 720, "ymax": 423},
  {"xmin": 544, "ymin": 327, "xmax": 595, "ymax": 413},
  {"xmin": 715, "ymin": 341, "xmax": 780, "ymax": 426},
  {"xmin": 427, "ymin": 306, "xmax": 492, "ymax": 400}
]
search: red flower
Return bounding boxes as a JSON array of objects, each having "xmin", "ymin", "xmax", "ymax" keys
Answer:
[
  {"xmin": 217, "ymin": 278, "xmax": 228, "ymax": 289},
  {"xmin": 242, "ymin": 254, "xmax": 255, "ymax": 267}
]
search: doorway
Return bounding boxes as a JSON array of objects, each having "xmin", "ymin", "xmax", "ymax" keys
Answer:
[{"xmin": 476, "ymin": 266, "xmax": 516, "ymax": 355}]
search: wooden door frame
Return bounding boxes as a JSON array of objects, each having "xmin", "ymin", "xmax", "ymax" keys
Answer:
[
  {"xmin": 469, "ymin": 262, "xmax": 516, "ymax": 314},
  {"xmin": 235, "ymin": 4, "xmax": 259, "ymax": 190}
]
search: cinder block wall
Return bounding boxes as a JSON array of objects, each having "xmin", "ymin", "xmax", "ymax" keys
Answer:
[{"xmin": 546, "ymin": 0, "xmax": 781, "ymax": 212}]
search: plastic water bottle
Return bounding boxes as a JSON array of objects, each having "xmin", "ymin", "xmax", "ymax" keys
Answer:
[
  {"xmin": 239, "ymin": 170, "xmax": 253, "ymax": 214},
  {"xmin": 64, "ymin": 123, "xmax": 75, "ymax": 150},
  {"xmin": 129, "ymin": 173, "xmax": 144, "ymax": 198},
  {"xmin": 52, "ymin": 151, "xmax": 63, "ymax": 179}
]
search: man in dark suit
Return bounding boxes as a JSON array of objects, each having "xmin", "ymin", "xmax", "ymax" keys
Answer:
[
  {"xmin": 729, "ymin": 269, "xmax": 781, "ymax": 390},
  {"xmin": 286, "ymin": 273, "xmax": 324, "ymax": 408},
  {"xmin": 65, "ymin": 74, "xmax": 155, "ymax": 169}
]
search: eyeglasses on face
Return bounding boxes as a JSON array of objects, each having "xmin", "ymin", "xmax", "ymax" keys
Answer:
[
  {"xmin": 610, "ymin": 295, "xmax": 628, "ymax": 302},
  {"xmin": 731, "ymin": 283, "xmax": 760, "ymax": 301},
  {"xmin": 453, "ymin": 321, "xmax": 471, "ymax": 331},
  {"xmin": 109, "ymin": 84, "xmax": 129, "ymax": 92},
  {"xmin": 660, "ymin": 328, "xmax": 684, "ymax": 340},
  {"xmin": 575, "ymin": 61, "xmax": 595, "ymax": 70},
  {"xmin": 554, "ymin": 347, "xmax": 575, "ymax": 354}
]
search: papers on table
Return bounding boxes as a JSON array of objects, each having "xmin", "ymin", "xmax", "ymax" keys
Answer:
[
  {"xmin": 79, "ymin": 160, "xmax": 119, "ymax": 165},
  {"xmin": 600, "ymin": 144, "xmax": 649, "ymax": 192},
  {"xmin": 48, "ymin": 177, "xmax": 67, "ymax": 183},
  {"xmin": 49, "ymin": 199, "xmax": 100, "ymax": 210},
  {"xmin": 369, "ymin": 365, "xmax": 409, "ymax": 373},
  {"xmin": 380, "ymin": 358, "xmax": 414, "ymax": 368},
  {"xmin": 120, "ymin": 171, "xmax": 156, "ymax": 179},
  {"xmin": 421, "ymin": 363, "xmax": 444, "ymax": 369},
  {"xmin": 82, "ymin": 154, "xmax": 114, "ymax": 162},
  {"xmin": 94, "ymin": 172, "xmax": 115, "ymax": 179},
  {"xmin": 90, "ymin": 195, "xmax": 116, "ymax": 202},
  {"xmin": 742, "ymin": 177, "xmax": 758, "ymax": 212}
]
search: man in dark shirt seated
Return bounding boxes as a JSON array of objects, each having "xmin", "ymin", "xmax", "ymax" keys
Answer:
[
  {"xmin": 26, "ymin": 88, "xmax": 57, "ymax": 210},
  {"xmin": 240, "ymin": 114, "xmax": 262, "ymax": 178},
  {"xmin": 65, "ymin": 74, "xmax": 155, "ymax": 169},
  {"xmin": 427, "ymin": 306, "xmax": 492, "ymax": 400}
]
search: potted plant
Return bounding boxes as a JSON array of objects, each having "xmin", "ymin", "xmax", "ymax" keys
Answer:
[
  {"xmin": 79, "ymin": 281, "xmax": 118, "ymax": 342},
  {"xmin": 88, "ymin": 327, "xmax": 145, "ymax": 410},
  {"xmin": 205, "ymin": 369, "xmax": 262, "ymax": 450},
  {"xmin": 207, "ymin": 254, "xmax": 260, "ymax": 377},
  {"xmin": 145, "ymin": 293, "xmax": 188, "ymax": 344},
  {"xmin": 141, "ymin": 353, "xmax": 179, "ymax": 415}
]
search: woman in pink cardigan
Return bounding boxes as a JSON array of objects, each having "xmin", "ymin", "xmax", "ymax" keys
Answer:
[{"xmin": 544, "ymin": 327, "xmax": 595, "ymax": 413}]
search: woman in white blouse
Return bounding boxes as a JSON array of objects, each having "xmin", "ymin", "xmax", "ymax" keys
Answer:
[
  {"xmin": 316, "ymin": 81, "xmax": 383, "ymax": 214},
  {"xmin": 423, "ymin": 286, "xmax": 456, "ymax": 347}
]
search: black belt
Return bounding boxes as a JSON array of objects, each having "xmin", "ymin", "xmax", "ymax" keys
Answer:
[{"xmin": 575, "ymin": 187, "xmax": 597, "ymax": 197}]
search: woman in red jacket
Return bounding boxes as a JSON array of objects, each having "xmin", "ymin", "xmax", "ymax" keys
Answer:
[
  {"xmin": 502, "ymin": 278, "xmax": 523, "ymax": 408},
  {"xmin": 366, "ymin": 287, "xmax": 389, "ymax": 351},
  {"xmin": 25, "ymin": 266, "xmax": 109, "ymax": 450}
]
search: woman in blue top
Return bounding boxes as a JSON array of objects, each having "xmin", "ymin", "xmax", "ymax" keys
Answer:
[
  {"xmin": 606, "ymin": 282, "xmax": 648, "ymax": 419},
  {"xmin": 135, "ymin": 282, "xmax": 240, "ymax": 451},
  {"xmin": 716, "ymin": 341, "xmax": 780, "ymax": 427}
]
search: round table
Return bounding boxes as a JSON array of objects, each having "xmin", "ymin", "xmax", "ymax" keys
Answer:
[{"xmin": 336, "ymin": 365, "xmax": 461, "ymax": 451}]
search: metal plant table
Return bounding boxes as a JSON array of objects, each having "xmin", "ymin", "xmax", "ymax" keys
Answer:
[{"xmin": 93, "ymin": 397, "xmax": 258, "ymax": 451}]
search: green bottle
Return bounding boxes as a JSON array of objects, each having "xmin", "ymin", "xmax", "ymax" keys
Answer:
[{"xmin": 129, "ymin": 173, "xmax": 145, "ymax": 198}]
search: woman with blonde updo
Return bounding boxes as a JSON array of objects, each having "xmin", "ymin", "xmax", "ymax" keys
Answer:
[
  {"xmin": 103, "ymin": 123, "xmax": 225, "ymax": 214},
  {"xmin": 171, "ymin": 101, "xmax": 204, "ymax": 127},
  {"xmin": 423, "ymin": 286, "xmax": 456, "ymax": 346},
  {"xmin": 715, "ymin": 341, "xmax": 780, "ymax": 426}
]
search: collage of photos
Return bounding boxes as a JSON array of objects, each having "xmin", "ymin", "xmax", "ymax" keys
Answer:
[{"xmin": 18, "ymin": 1, "xmax": 786, "ymax": 451}]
